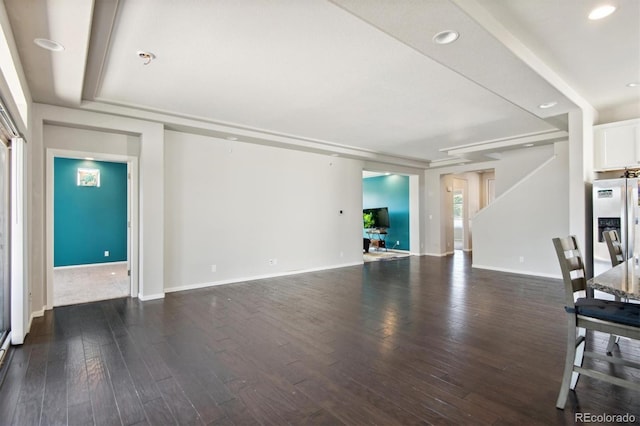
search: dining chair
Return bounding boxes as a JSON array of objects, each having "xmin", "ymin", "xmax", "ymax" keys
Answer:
[
  {"xmin": 552, "ymin": 235, "xmax": 640, "ymax": 409},
  {"xmin": 603, "ymin": 229, "xmax": 624, "ymax": 267},
  {"xmin": 602, "ymin": 229, "xmax": 629, "ymax": 353}
]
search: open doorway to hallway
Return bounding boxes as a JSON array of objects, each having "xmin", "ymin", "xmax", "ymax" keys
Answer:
[
  {"xmin": 444, "ymin": 170, "xmax": 495, "ymax": 255},
  {"xmin": 453, "ymin": 186, "xmax": 464, "ymax": 251},
  {"xmin": 52, "ymin": 157, "xmax": 130, "ymax": 306}
]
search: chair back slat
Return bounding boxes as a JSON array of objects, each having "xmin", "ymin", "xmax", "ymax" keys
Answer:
[
  {"xmin": 603, "ymin": 230, "xmax": 624, "ymax": 266},
  {"xmin": 552, "ymin": 236, "xmax": 587, "ymax": 306}
]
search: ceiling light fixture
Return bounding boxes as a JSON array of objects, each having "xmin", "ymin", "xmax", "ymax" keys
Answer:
[
  {"xmin": 538, "ymin": 101, "xmax": 558, "ymax": 109},
  {"xmin": 136, "ymin": 50, "xmax": 155, "ymax": 65},
  {"xmin": 588, "ymin": 5, "xmax": 617, "ymax": 20},
  {"xmin": 523, "ymin": 143, "xmax": 534, "ymax": 147},
  {"xmin": 627, "ymin": 82, "xmax": 640, "ymax": 87},
  {"xmin": 432, "ymin": 30, "xmax": 459, "ymax": 45},
  {"xmin": 34, "ymin": 38, "xmax": 64, "ymax": 52}
]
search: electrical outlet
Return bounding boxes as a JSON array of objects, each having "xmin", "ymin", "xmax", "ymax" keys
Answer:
[
  {"xmin": 211, "ymin": 264, "xmax": 217, "ymax": 272},
  {"xmin": 104, "ymin": 250, "xmax": 109, "ymax": 257},
  {"xmin": 396, "ymin": 241, "xmax": 400, "ymax": 246},
  {"xmin": 268, "ymin": 259, "xmax": 278, "ymax": 265},
  {"xmin": 519, "ymin": 256, "xmax": 524, "ymax": 263}
]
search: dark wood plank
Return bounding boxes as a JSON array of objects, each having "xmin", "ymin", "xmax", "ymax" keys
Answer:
[
  {"xmin": 101, "ymin": 342, "xmax": 147, "ymax": 425},
  {"xmin": 40, "ymin": 360, "xmax": 67, "ymax": 426},
  {"xmin": 66, "ymin": 337, "xmax": 91, "ymax": 407},
  {"xmin": 155, "ymin": 376, "xmax": 204, "ymax": 425},
  {"xmin": 68, "ymin": 401, "xmax": 94, "ymax": 426},
  {"xmin": 85, "ymin": 354, "xmax": 122, "ymax": 425},
  {"xmin": 0, "ymin": 347, "xmax": 29, "ymax": 421},
  {"xmin": 0, "ymin": 253, "xmax": 638, "ymax": 425},
  {"xmin": 142, "ymin": 396, "xmax": 177, "ymax": 425}
]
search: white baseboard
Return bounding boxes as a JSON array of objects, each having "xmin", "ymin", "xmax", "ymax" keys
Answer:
[
  {"xmin": 54, "ymin": 261, "xmax": 127, "ymax": 270},
  {"xmin": 472, "ymin": 263, "xmax": 561, "ymax": 279},
  {"xmin": 138, "ymin": 292, "xmax": 165, "ymax": 301},
  {"xmin": 25, "ymin": 306, "xmax": 47, "ymax": 340},
  {"xmin": 423, "ymin": 252, "xmax": 449, "ymax": 257},
  {"xmin": 165, "ymin": 261, "xmax": 363, "ymax": 294}
]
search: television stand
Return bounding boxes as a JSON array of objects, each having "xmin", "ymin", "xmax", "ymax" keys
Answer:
[{"xmin": 365, "ymin": 229, "xmax": 388, "ymax": 251}]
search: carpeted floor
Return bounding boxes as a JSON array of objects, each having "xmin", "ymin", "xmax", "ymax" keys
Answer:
[
  {"xmin": 363, "ymin": 250, "xmax": 411, "ymax": 263},
  {"xmin": 53, "ymin": 262, "xmax": 130, "ymax": 306}
]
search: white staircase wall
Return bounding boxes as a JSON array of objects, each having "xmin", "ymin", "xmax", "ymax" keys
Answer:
[{"xmin": 472, "ymin": 141, "xmax": 570, "ymax": 277}]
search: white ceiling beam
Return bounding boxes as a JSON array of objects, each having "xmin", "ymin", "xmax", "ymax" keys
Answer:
[{"xmin": 451, "ymin": 0, "xmax": 598, "ymax": 121}]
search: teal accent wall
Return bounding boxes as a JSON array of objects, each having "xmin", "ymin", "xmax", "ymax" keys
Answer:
[
  {"xmin": 54, "ymin": 158, "xmax": 128, "ymax": 267},
  {"xmin": 363, "ymin": 175, "xmax": 410, "ymax": 251}
]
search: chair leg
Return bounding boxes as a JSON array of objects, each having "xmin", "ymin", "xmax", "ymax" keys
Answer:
[
  {"xmin": 606, "ymin": 334, "xmax": 619, "ymax": 354},
  {"xmin": 570, "ymin": 327, "xmax": 586, "ymax": 390},
  {"xmin": 557, "ymin": 316, "xmax": 578, "ymax": 409},
  {"xmin": 606, "ymin": 296, "xmax": 622, "ymax": 354}
]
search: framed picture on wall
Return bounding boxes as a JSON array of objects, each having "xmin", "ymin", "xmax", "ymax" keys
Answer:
[{"xmin": 77, "ymin": 168, "xmax": 100, "ymax": 187}]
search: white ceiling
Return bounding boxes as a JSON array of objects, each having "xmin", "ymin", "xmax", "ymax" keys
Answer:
[{"xmin": 4, "ymin": 0, "xmax": 639, "ymax": 167}]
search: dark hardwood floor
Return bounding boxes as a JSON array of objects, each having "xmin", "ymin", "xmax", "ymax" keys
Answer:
[{"xmin": 1, "ymin": 252, "xmax": 638, "ymax": 425}]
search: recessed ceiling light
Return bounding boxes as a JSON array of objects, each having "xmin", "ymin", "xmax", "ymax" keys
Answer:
[
  {"xmin": 34, "ymin": 38, "xmax": 64, "ymax": 52},
  {"xmin": 523, "ymin": 143, "xmax": 534, "ymax": 147},
  {"xmin": 433, "ymin": 30, "xmax": 459, "ymax": 45},
  {"xmin": 538, "ymin": 101, "xmax": 558, "ymax": 109},
  {"xmin": 85, "ymin": 157, "xmax": 94, "ymax": 160},
  {"xmin": 226, "ymin": 136, "xmax": 238, "ymax": 141},
  {"xmin": 627, "ymin": 82, "xmax": 640, "ymax": 87},
  {"xmin": 385, "ymin": 172, "xmax": 391, "ymax": 176},
  {"xmin": 588, "ymin": 5, "xmax": 617, "ymax": 20}
]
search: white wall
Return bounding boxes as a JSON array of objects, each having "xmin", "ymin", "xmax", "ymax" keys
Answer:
[
  {"xmin": 43, "ymin": 124, "xmax": 140, "ymax": 308},
  {"xmin": 472, "ymin": 141, "xmax": 570, "ymax": 277},
  {"xmin": 44, "ymin": 125, "xmax": 140, "ymax": 156},
  {"xmin": 164, "ymin": 131, "xmax": 364, "ymax": 291},
  {"xmin": 32, "ymin": 104, "xmax": 165, "ymax": 309},
  {"xmin": 495, "ymin": 145, "xmax": 555, "ymax": 196}
]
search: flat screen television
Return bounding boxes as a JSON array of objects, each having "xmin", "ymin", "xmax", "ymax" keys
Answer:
[{"xmin": 363, "ymin": 207, "xmax": 390, "ymax": 229}]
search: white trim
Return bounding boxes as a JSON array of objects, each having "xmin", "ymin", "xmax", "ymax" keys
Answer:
[
  {"xmin": 165, "ymin": 261, "xmax": 364, "ymax": 294},
  {"xmin": 30, "ymin": 308, "xmax": 45, "ymax": 322},
  {"xmin": 82, "ymin": 101, "xmax": 430, "ymax": 169},
  {"xmin": 53, "ymin": 261, "xmax": 128, "ymax": 270},
  {"xmin": 10, "ymin": 138, "xmax": 26, "ymax": 345},
  {"xmin": 35, "ymin": 103, "xmax": 164, "ymax": 306},
  {"xmin": 423, "ymin": 252, "xmax": 449, "ymax": 257},
  {"xmin": 46, "ymin": 148, "xmax": 139, "ymax": 310},
  {"xmin": 138, "ymin": 293, "xmax": 165, "ymax": 301},
  {"xmin": 472, "ymin": 263, "xmax": 561, "ymax": 279},
  {"xmin": 593, "ymin": 118, "xmax": 640, "ymax": 130}
]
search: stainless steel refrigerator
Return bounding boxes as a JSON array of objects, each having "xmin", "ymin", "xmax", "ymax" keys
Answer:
[{"xmin": 592, "ymin": 177, "xmax": 639, "ymax": 276}]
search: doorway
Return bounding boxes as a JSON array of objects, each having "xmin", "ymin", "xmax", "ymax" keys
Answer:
[
  {"xmin": 453, "ymin": 187, "xmax": 464, "ymax": 251},
  {"xmin": 362, "ymin": 171, "xmax": 420, "ymax": 260},
  {"xmin": 445, "ymin": 170, "xmax": 494, "ymax": 254},
  {"xmin": 46, "ymin": 149, "xmax": 138, "ymax": 308}
]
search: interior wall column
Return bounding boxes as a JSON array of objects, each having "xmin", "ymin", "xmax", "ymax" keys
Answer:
[{"xmin": 568, "ymin": 109, "xmax": 595, "ymax": 277}]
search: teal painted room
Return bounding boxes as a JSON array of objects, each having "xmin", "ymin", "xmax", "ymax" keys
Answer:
[
  {"xmin": 362, "ymin": 174, "xmax": 410, "ymax": 251},
  {"xmin": 54, "ymin": 158, "xmax": 128, "ymax": 267}
]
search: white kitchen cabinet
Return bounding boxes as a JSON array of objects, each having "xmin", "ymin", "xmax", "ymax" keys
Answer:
[{"xmin": 594, "ymin": 119, "xmax": 640, "ymax": 171}]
